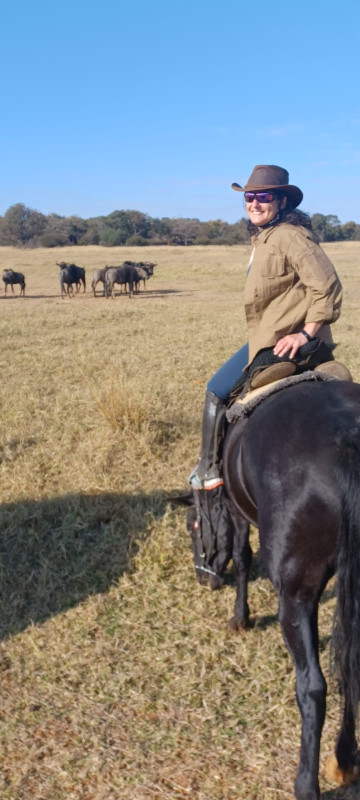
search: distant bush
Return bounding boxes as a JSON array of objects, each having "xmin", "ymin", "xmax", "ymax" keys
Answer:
[
  {"xmin": 125, "ymin": 235, "xmax": 148, "ymax": 246},
  {"xmin": 0, "ymin": 204, "xmax": 358, "ymax": 248},
  {"xmin": 39, "ymin": 232, "xmax": 70, "ymax": 247},
  {"xmin": 193, "ymin": 237, "xmax": 212, "ymax": 245},
  {"xmin": 146, "ymin": 238, "xmax": 167, "ymax": 246},
  {"xmin": 99, "ymin": 229, "xmax": 128, "ymax": 247},
  {"xmin": 78, "ymin": 228, "xmax": 100, "ymax": 245}
]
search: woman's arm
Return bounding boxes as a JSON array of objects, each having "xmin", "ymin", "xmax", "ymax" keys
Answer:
[
  {"xmin": 274, "ymin": 322, "xmax": 323, "ymax": 359},
  {"xmin": 273, "ymin": 231, "xmax": 342, "ymax": 359}
]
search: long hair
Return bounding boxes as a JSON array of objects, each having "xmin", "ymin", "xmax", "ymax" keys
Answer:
[{"xmin": 247, "ymin": 195, "xmax": 313, "ymax": 237}]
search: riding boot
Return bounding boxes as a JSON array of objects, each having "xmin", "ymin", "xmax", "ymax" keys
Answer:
[{"xmin": 188, "ymin": 390, "xmax": 226, "ymax": 490}]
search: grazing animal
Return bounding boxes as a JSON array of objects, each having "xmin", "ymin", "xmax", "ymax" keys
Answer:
[
  {"xmin": 91, "ymin": 268, "xmax": 109, "ymax": 297},
  {"xmin": 180, "ymin": 378, "xmax": 360, "ymax": 800},
  {"xmin": 121, "ymin": 261, "xmax": 156, "ymax": 293},
  {"xmin": 105, "ymin": 264, "xmax": 138, "ymax": 298},
  {"xmin": 2, "ymin": 269, "xmax": 26, "ymax": 296},
  {"xmin": 57, "ymin": 262, "xmax": 86, "ymax": 297},
  {"xmin": 133, "ymin": 264, "xmax": 154, "ymax": 292}
]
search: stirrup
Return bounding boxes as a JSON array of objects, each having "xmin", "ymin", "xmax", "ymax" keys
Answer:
[
  {"xmin": 187, "ymin": 466, "xmax": 204, "ymax": 490},
  {"xmin": 203, "ymin": 476, "xmax": 224, "ymax": 490}
]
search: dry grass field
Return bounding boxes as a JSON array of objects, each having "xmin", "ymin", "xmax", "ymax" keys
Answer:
[{"xmin": 0, "ymin": 242, "xmax": 360, "ymax": 800}]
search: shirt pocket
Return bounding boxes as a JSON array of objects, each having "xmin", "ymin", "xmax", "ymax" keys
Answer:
[{"xmin": 258, "ymin": 252, "xmax": 293, "ymax": 298}]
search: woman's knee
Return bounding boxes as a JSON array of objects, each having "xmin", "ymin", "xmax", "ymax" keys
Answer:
[
  {"xmin": 206, "ymin": 376, "xmax": 228, "ymax": 400},
  {"xmin": 206, "ymin": 343, "xmax": 249, "ymax": 401}
]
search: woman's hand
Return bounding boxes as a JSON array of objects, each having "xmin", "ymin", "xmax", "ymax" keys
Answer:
[{"xmin": 273, "ymin": 332, "xmax": 308, "ymax": 359}]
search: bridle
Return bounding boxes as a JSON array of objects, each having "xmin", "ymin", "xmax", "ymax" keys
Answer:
[{"xmin": 192, "ymin": 490, "xmax": 223, "ymax": 578}]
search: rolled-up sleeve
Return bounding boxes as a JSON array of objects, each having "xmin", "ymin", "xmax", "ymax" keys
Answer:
[{"xmin": 288, "ymin": 234, "xmax": 342, "ymax": 324}]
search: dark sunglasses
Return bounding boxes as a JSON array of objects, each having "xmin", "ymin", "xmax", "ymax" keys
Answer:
[{"xmin": 244, "ymin": 191, "xmax": 278, "ymax": 204}]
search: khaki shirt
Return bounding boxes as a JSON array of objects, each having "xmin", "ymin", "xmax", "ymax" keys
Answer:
[{"xmin": 244, "ymin": 223, "xmax": 343, "ymax": 362}]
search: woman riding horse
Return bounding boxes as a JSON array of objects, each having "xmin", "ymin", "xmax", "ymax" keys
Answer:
[{"xmin": 188, "ymin": 164, "xmax": 343, "ymax": 490}]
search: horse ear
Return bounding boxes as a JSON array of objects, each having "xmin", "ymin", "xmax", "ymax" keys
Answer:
[{"xmin": 168, "ymin": 493, "xmax": 194, "ymax": 507}]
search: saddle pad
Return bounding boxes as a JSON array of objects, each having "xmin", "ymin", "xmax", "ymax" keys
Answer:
[{"xmin": 226, "ymin": 370, "xmax": 338, "ymax": 424}]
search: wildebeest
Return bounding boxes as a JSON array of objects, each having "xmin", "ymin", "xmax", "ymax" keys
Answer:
[
  {"xmin": 2, "ymin": 269, "xmax": 26, "ymax": 296},
  {"xmin": 105, "ymin": 264, "xmax": 138, "ymax": 298},
  {"xmin": 133, "ymin": 262, "xmax": 155, "ymax": 292},
  {"xmin": 91, "ymin": 268, "xmax": 109, "ymax": 297},
  {"xmin": 108, "ymin": 260, "xmax": 156, "ymax": 294},
  {"xmin": 178, "ymin": 377, "xmax": 360, "ymax": 799},
  {"xmin": 57, "ymin": 262, "xmax": 86, "ymax": 297}
]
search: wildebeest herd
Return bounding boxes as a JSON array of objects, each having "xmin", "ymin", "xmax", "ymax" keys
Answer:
[{"xmin": 2, "ymin": 261, "xmax": 156, "ymax": 299}]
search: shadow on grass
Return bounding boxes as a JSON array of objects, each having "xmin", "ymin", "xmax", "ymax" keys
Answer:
[
  {"xmin": 110, "ymin": 288, "xmax": 182, "ymax": 298},
  {"xmin": 0, "ymin": 294, "xmax": 27, "ymax": 300},
  {"xmin": 0, "ymin": 490, "xmax": 167, "ymax": 640},
  {"xmin": 253, "ymin": 613, "xmax": 279, "ymax": 630},
  {"xmin": 223, "ymin": 549, "xmax": 267, "ymax": 586},
  {"xmin": 0, "ymin": 289, "xmax": 187, "ymax": 302},
  {"xmin": 321, "ymin": 785, "xmax": 360, "ymax": 799},
  {"xmin": 322, "ymin": 584, "xmax": 337, "ymax": 603},
  {"xmin": 0, "ymin": 294, "xmax": 60, "ymax": 300}
]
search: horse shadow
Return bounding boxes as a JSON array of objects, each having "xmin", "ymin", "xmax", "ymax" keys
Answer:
[{"xmin": 0, "ymin": 490, "xmax": 167, "ymax": 641}]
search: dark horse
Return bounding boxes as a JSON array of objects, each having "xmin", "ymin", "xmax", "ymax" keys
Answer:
[{"xmin": 179, "ymin": 377, "xmax": 360, "ymax": 800}]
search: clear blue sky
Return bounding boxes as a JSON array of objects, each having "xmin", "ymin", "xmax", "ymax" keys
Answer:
[{"xmin": 1, "ymin": 0, "xmax": 359, "ymax": 224}]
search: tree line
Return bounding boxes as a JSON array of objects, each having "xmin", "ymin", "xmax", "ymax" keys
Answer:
[{"xmin": 0, "ymin": 203, "xmax": 359, "ymax": 249}]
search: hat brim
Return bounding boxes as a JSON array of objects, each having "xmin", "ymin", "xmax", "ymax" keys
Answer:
[{"xmin": 231, "ymin": 182, "xmax": 303, "ymax": 208}]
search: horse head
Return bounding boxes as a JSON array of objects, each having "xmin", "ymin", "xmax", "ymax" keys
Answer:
[{"xmin": 170, "ymin": 489, "xmax": 234, "ymax": 590}]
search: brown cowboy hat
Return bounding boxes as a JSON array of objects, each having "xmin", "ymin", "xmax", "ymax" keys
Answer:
[{"xmin": 231, "ymin": 164, "xmax": 303, "ymax": 208}]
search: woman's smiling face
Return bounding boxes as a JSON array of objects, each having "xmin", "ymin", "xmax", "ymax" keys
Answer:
[{"xmin": 246, "ymin": 193, "xmax": 287, "ymax": 227}]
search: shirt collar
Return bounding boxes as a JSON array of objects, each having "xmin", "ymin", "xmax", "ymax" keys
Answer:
[{"xmin": 253, "ymin": 224, "xmax": 279, "ymax": 244}]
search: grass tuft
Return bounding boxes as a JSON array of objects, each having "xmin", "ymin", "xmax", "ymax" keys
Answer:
[{"xmin": 95, "ymin": 379, "xmax": 150, "ymax": 433}]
